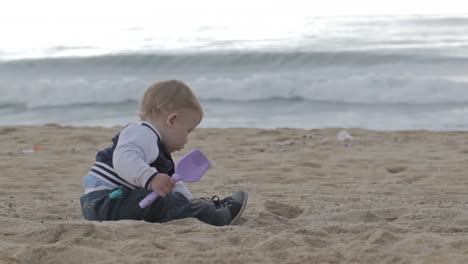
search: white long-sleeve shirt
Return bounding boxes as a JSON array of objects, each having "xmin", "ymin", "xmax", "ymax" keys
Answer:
[{"xmin": 84, "ymin": 121, "xmax": 192, "ymax": 198}]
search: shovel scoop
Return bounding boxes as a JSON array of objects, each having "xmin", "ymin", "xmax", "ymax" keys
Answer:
[{"xmin": 139, "ymin": 149, "xmax": 211, "ymax": 208}]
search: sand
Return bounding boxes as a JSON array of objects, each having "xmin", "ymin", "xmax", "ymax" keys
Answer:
[{"xmin": 1, "ymin": 125, "xmax": 468, "ymax": 264}]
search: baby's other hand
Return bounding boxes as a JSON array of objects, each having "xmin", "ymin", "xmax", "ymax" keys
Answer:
[{"xmin": 149, "ymin": 173, "xmax": 176, "ymax": 197}]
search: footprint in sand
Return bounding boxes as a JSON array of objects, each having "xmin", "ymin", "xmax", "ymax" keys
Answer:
[
  {"xmin": 386, "ymin": 167, "xmax": 408, "ymax": 174},
  {"xmin": 329, "ymin": 210, "xmax": 380, "ymax": 224},
  {"xmin": 301, "ymin": 162, "xmax": 322, "ymax": 168},
  {"xmin": 401, "ymin": 174, "xmax": 429, "ymax": 184},
  {"xmin": 264, "ymin": 200, "xmax": 304, "ymax": 219},
  {"xmin": 0, "ymin": 127, "xmax": 19, "ymax": 135},
  {"xmin": 360, "ymin": 229, "xmax": 400, "ymax": 246}
]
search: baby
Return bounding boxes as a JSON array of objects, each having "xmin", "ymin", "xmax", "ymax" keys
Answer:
[{"xmin": 80, "ymin": 80, "xmax": 247, "ymax": 226}]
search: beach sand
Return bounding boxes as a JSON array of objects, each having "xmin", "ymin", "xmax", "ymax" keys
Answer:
[{"xmin": 1, "ymin": 125, "xmax": 468, "ymax": 263}]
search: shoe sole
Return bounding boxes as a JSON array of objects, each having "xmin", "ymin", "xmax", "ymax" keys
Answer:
[{"xmin": 229, "ymin": 191, "xmax": 248, "ymax": 225}]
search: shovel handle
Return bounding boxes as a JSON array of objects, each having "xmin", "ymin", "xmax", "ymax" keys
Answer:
[{"xmin": 139, "ymin": 192, "xmax": 160, "ymax": 208}]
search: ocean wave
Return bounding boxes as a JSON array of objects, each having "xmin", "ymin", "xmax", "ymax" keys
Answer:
[
  {"xmin": 1, "ymin": 73, "xmax": 468, "ymax": 108},
  {"xmin": 402, "ymin": 16, "xmax": 468, "ymax": 26},
  {"xmin": 2, "ymin": 50, "xmax": 468, "ymax": 108},
  {"xmin": 1, "ymin": 50, "xmax": 465, "ymax": 72}
]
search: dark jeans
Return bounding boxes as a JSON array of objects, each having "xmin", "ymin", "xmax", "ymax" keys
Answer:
[{"xmin": 80, "ymin": 187, "xmax": 231, "ymax": 226}]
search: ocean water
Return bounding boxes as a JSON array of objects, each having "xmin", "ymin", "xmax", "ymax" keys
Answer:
[{"xmin": 1, "ymin": 14, "xmax": 468, "ymax": 130}]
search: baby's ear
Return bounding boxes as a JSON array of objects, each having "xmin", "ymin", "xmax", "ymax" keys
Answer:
[{"xmin": 166, "ymin": 113, "xmax": 179, "ymax": 127}]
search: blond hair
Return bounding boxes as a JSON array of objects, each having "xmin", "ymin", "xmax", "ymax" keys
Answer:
[{"xmin": 139, "ymin": 80, "xmax": 202, "ymax": 121}]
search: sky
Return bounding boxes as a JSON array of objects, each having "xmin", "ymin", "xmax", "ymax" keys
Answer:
[
  {"xmin": 1, "ymin": 0, "xmax": 467, "ymax": 24},
  {"xmin": 0, "ymin": 0, "xmax": 467, "ymax": 60}
]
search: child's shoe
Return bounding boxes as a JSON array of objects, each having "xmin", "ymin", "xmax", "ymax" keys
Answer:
[{"xmin": 211, "ymin": 190, "xmax": 248, "ymax": 225}]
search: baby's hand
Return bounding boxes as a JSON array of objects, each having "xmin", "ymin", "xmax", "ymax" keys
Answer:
[{"xmin": 149, "ymin": 173, "xmax": 176, "ymax": 197}]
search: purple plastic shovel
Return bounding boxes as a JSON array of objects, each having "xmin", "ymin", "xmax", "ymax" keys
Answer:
[{"xmin": 139, "ymin": 149, "xmax": 211, "ymax": 208}]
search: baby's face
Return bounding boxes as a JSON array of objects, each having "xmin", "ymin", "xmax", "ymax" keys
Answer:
[{"xmin": 164, "ymin": 110, "xmax": 201, "ymax": 153}]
